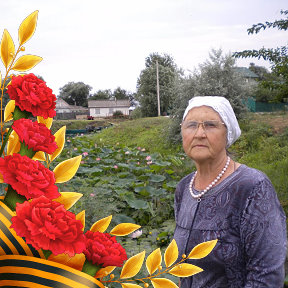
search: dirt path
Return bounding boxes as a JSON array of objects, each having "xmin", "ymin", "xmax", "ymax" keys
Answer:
[{"xmin": 251, "ymin": 113, "xmax": 288, "ymax": 134}]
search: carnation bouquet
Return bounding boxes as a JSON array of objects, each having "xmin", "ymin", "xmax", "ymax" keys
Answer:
[{"xmin": 0, "ymin": 11, "xmax": 217, "ymax": 288}]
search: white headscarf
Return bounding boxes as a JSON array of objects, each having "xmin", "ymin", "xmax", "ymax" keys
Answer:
[{"xmin": 182, "ymin": 96, "xmax": 241, "ymax": 147}]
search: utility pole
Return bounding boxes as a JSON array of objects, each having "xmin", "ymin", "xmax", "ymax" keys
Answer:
[{"xmin": 156, "ymin": 60, "xmax": 160, "ymax": 116}]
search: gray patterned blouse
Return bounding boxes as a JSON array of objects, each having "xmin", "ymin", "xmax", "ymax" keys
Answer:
[{"xmin": 173, "ymin": 164, "xmax": 287, "ymax": 288}]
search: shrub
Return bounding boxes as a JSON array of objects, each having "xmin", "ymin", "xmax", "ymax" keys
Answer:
[
  {"xmin": 130, "ymin": 107, "xmax": 143, "ymax": 119},
  {"xmin": 113, "ymin": 110, "xmax": 124, "ymax": 118}
]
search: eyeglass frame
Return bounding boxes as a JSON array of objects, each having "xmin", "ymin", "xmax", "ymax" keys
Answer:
[{"xmin": 181, "ymin": 120, "xmax": 226, "ymax": 133}]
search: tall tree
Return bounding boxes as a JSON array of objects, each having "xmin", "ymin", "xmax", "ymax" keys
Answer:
[
  {"xmin": 90, "ymin": 89, "xmax": 112, "ymax": 100},
  {"xmin": 136, "ymin": 53, "xmax": 181, "ymax": 117},
  {"xmin": 58, "ymin": 82, "xmax": 92, "ymax": 107},
  {"xmin": 192, "ymin": 49, "xmax": 250, "ymax": 117},
  {"xmin": 233, "ymin": 10, "xmax": 288, "ymax": 102},
  {"xmin": 113, "ymin": 87, "xmax": 130, "ymax": 100},
  {"xmin": 168, "ymin": 49, "xmax": 251, "ymax": 143}
]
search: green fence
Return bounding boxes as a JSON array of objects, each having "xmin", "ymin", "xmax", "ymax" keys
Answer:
[{"xmin": 247, "ymin": 98, "xmax": 288, "ymax": 112}]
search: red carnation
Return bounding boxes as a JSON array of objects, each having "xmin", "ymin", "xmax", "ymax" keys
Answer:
[
  {"xmin": 12, "ymin": 119, "xmax": 57, "ymax": 154},
  {"xmin": 7, "ymin": 73, "xmax": 56, "ymax": 119},
  {"xmin": 11, "ymin": 196, "xmax": 85, "ymax": 256},
  {"xmin": 0, "ymin": 154, "xmax": 59, "ymax": 200},
  {"xmin": 83, "ymin": 231, "xmax": 127, "ymax": 267}
]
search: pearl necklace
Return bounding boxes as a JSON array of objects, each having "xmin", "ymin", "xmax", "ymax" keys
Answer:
[{"xmin": 189, "ymin": 156, "xmax": 231, "ymax": 202}]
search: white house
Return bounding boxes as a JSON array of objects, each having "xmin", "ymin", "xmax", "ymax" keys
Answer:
[{"xmin": 88, "ymin": 99, "xmax": 130, "ymax": 117}]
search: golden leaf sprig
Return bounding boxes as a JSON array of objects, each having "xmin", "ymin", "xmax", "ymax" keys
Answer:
[
  {"xmin": 0, "ymin": 10, "xmax": 42, "ymax": 155},
  {"xmin": 95, "ymin": 239, "xmax": 218, "ymax": 288}
]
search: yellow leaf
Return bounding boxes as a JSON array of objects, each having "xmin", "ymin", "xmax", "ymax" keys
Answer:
[
  {"xmin": 4, "ymin": 100, "xmax": 15, "ymax": 122},
  {"xmin": 76, "ymin": 210, "xmax": 85, "ymax": 230},
  {"xmin": 33, "ymin": 151, "xmax": 46, "ymax": 161},
  {"xmin": 188, "ymin": 239, "xmax": 218, "ymax": 259},
  {"xmin": 7, "ymin": 130, "xmax": 20, "ymax": 155},
  {"xmin": 0, "ymin": 173, "xmax": 3, "ymax": 183},
  {"xmin": 168, "ymin": 263, "xmax": 203, "ymax": 277},
  {"xmin": 120, "ymin": 251, "xmax": 145, "ymax": 279},
  {"xmin": 53, "ymin": 155, "xmax": 82, "ymax": 183},
  {"xmin": 11, "ymin": 55, "xmax": 42, "ymax": 72},
  {"xmin": 164, "ymin": 239, "xmax": 179, "ymax": 268},
  {"xmin": 146, "ymin": 248, "xmax": 162, "ymax": 275},
  {"xmin": 0, "ymin": 29, "xmax": 15, "ymax": 68},
  {"xmin": 121, "ymin": 284, "xmax": 142, "ymax": 288},
  {"xmin": 95, "ymin": 266, "xmax": 116, "ymax": 278},
  {"xmin": 49, "ymin": 126, "xmax": 66, "ymax": 161},
  {"xmin": 110, "ymin": 223, "xmax": 141, "ymax": 236},
  {"xmin": 48, "ymin": 253, "xmax": 85, "ymax": 271},
  {"xmin": 54, "ymin": 192, "xmax": 83, "ymax": 210},
  {"xmin": 37, "ymin": 116, "xmax": 53, "ymax": 129},
  {"xmin": 94, "ymin": 279, "xmax": 105, "ymax": 288},
  {"xmin": 151, "ymin": 278, "xmax": 178, "ymax": 288},
  {"xmin": 91, "ymin": 215, "xmax": 112, "ymax": 233},
  {"xmin": 18, "ymin": 10, "xmax": 39, "ymax": 45}
]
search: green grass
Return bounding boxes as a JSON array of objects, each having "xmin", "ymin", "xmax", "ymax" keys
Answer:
[{"xmin": 89, "ymin": 117, "xmax": 182, "ymax": 155}]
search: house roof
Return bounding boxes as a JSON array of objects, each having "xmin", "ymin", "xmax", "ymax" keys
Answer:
[
  {"xmin": 56, "ymin": 98, "xmax": 71, "ymax": 108},
  {"xmin": 88, "ymin": 99, "xmax": 130, "ymax": 108},
  {"xmin": 233, "ymin": 67, "xmax": 259, "ymax": 78},
  {"xmin": 56, "ymin": 98, "xmax": 87, "ymax": 111}
]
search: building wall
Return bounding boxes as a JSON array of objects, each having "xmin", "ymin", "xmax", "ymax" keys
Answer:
[
  {"xmin": 90, "ymin": 107, "xmax": 129, "ymax": 117},
  {"xmin": 57, "ymin": 108, "xmax": 71, "ymax": 113}
]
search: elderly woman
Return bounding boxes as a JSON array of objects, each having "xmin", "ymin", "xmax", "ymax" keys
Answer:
[{"xmin": 173, "ymin": 96, "xmax": 287, "ymax": 288}]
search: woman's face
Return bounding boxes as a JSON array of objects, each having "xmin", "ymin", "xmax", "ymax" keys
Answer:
[{"xmin": 181, "ymin": 106, "xmax": 227, "ymax": 163}]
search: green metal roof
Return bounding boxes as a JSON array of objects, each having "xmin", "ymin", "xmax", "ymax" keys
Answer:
[{"xmin": 233, "ymin": 67, "xmax": 259, "ymax": 78}]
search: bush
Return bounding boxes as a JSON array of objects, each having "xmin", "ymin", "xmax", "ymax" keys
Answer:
[
  {"xmin": 231, "ymin": 120, "xmax": 273, "ymax": 156},
  {"xmin": 113, "ymin": 110, "xmax": 124, "ymax": 118},
  {"xmin": 130, "ymin": 107, "xmax": 143, "ymax": 119}
]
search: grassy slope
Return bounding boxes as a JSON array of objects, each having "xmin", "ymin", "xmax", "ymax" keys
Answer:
[
  {"xmin": 55, "ymin": 112, "xmax": 288, "ymax": 154},
  {"xmin": 88, "ymin": 117, "xmax": 182, "ymax": 155}
]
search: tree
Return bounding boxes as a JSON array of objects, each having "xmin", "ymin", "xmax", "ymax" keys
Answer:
[
  {"xmin": 90, "ymin": 87, "xmax": 135, "ymax": 105},
  {"xmin": 136, "ymin": 53, "xmax": 181, "ymax": 117},
  {"xmin": 248, "ymin": 63, "xmax": 281, "ymax": 102},
  {"xmin": 58, "ymin": 82, "xmax": 92, "ymax": 107},
  {"xmin": 233, "ymin": 10, "xmax": 288, "ymax": 102},
  {"xmin": 113, "ymin": 87, "xmax": 130, "ymax": 100},
  {"xmin": 168, "ymin": 49, "xmax": 251, "ymax": 143},
  {"xmin": 248, "ymin": 63, "xmax": 270, "ymax": 81},
  {"xmin": 193, "ymin": 49, "xmax": 250, "ymax": 117},
  {"xmin": 90, "ymin": 89, "xmax": 112, "ymax": 100}
]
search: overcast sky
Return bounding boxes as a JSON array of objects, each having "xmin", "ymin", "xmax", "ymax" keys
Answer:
[{"xmin": 0, "ymin": 0, "xmax": 287, "ymax": 95}]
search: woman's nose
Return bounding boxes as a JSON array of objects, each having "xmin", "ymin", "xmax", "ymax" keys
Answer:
[{"xmin": 193, "ymin": 123, "xmax": 206, "ymax": 137}]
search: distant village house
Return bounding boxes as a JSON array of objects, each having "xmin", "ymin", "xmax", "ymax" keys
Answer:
[
  {"xmin": 233, "ymin": 67, "xmax": 259, "ymax": 83},
  {"xmin": 88, "ymin": 99, "xmax": 130, "ymax": 118}
]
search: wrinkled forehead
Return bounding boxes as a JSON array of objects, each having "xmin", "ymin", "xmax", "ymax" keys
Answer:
[{"xmin": 183, "ymin": 105, "xmax": 223, "ymax": 121}]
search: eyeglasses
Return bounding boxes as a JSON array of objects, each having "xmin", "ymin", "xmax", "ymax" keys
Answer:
[{"xmin": 181, "ymin": 120, "xmax": 225, "ymax": 133}]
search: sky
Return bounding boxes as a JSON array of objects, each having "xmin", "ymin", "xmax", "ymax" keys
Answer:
[{"xmin": 0, "ymin": 0, "xmax": 287, "ymax": 96}]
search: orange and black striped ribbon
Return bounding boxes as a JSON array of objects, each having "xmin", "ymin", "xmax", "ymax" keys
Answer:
[
  {"xmin": 0, "ymin": 199, "xmax": 44, "ymax": 259},
  {"xmin": 0, "ymin": 198, "xmax": 103, "ymax": 287},
  {"xmin": 0, "ymin": 255, "xmax": 103, "ymax": 288}
]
